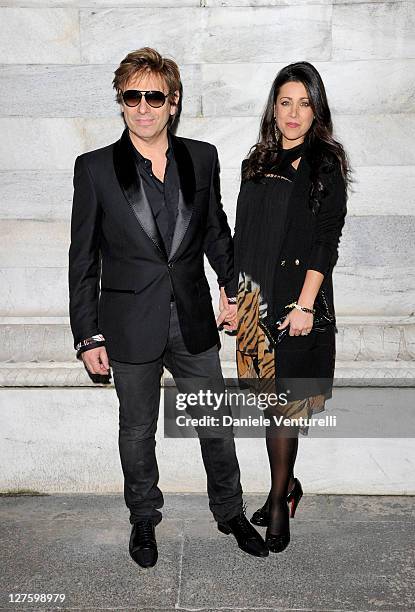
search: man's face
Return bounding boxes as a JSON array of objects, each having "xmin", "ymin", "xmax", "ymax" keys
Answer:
[{"xmin": 120, "ymin": 72, "xmax": 179, "ymax": 142}]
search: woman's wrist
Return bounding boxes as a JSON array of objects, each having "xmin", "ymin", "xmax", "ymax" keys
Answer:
[
  {"xmin": 286, "ymin": 301, "xmax": 315, "ymax": 315},
  {"xmin": 297, "ymin": 296, "xmax": 315, "ymax": 309},
  {"xmin": 297, "ymin": 305, "xmax": 314, "ymax": 314},
  {"xmin": 295, "ymin": 304, "xmax": 315, "ymax": 315}
]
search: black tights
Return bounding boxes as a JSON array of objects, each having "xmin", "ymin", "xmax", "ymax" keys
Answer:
[{"xmin": 265, "ymin": 424, "xmax": 299, "ymax": 535}]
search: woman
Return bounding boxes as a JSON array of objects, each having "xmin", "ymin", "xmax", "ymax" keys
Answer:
[{"xmin": 233, "ymin": 62, "xmax": 350, "ymax": 553}]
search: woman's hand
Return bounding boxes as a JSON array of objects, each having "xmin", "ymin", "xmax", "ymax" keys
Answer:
[
  {"xmin": 217, "ymin": 287, "xmax": 238, "ymax": 331},
  {"xmin": 277, "ymin": 308, "xmax": 313, "ymax": 337}
]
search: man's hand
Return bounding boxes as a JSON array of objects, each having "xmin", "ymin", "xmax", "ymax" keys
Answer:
[
  {"xmin": 216, "ymin": 287, "xmax": 237, "ymax": 332},
  {"xmin": 81, "ymin": 346, "xmax": 110, "ymax": 375}
]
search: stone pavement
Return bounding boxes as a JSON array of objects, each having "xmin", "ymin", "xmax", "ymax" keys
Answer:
[{"xmin": 0, "ymin": 493, "xmax": 414, "ymax": 611}]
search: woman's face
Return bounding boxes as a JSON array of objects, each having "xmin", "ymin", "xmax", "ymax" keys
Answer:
[{"xmin": 274, "ymin": 80, "xmax": 314, "ymax": 148}]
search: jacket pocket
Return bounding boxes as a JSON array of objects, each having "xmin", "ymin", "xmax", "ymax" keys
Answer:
[{"xmin": 101, "ymin": 287, "xmax": 137, "ymax": 294}]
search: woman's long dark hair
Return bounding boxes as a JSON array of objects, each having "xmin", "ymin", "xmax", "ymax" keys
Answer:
[{"xmin": 243, "ymin": 62, "xmax": 351, "ymax": 212}]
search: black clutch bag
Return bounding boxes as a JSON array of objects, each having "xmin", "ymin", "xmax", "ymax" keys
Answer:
[{"xmin": 258, "ymin": 289, "xmax": 336, "ymax": 349}]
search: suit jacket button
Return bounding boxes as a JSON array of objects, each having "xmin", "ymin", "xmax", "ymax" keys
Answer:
[
  {"xmin": 168, "ymin": 262, "xmax": 173, "ymax": 269},
  {"xmin": 280, "ymin": 260, "xmax": 286, "ymax": 266},
  {"xmin": 295, "ymin": 259, "xmax": 300, "ymax": 265}
]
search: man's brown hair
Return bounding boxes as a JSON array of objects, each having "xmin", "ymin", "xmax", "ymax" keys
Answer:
[{"xmin": 113, "ymin": 47, "xmax": 181, "ymax": 107}]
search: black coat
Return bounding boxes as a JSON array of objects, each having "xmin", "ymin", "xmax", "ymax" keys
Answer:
[
  {"xmin": 273, "ymin": 155, "xmax": 347, "ymax": 316},
  {"xmin": 69, "ymin": 129, "xmax": 235, "ymax": 362},
  {"xmin": 236, "ymin": 153, "xmax": 347, "ymax": 384}
]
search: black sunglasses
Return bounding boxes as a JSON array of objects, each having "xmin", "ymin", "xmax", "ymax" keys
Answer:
[{"xmin": 121, "ymin": 89, "xmax": 170, "ymax": 108}]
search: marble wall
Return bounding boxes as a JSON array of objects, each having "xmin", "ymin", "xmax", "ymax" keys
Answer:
[
  {"xmin": 0, "ymin": 0, "xmax": 414, "ymax": 493},
  {"xmin": 0, "ymin": 0, "xmax": 414, "ymax": 370},
  {"xmin": 1, "ymin": 0, "xmax": 414, "ymax": 321}
]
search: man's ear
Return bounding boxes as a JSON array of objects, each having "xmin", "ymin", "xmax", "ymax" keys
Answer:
[{"xmin": 170, "ymin": 90, "xmax": 180, "ymax": 115}]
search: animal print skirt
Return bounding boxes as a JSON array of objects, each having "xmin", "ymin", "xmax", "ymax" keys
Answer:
[{"xmin": 236, "ymin": 271, "xmax": 327, "ymax": 436}]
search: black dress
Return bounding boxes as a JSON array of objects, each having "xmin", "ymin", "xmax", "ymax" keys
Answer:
[{"xmin": 234, "ymin": 143, "xmax": 346, "ymax": 435}]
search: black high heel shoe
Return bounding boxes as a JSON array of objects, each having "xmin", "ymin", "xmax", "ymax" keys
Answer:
[
  {"xmin": 265, "ymin": 529, "xmax": 290, "ymax": 553},
  {"xmin": 287, "ymin": 478, "xmax": 303, "ymax": 518},
  {"xmin": 250, "ymin": 478, "xmax": 303, "ymax": 527},
  {"xmin": 265, "ymin": 500, "xmax": 290, "ymax": 553}
]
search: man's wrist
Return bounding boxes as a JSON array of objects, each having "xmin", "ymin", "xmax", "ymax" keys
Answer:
[
  {"xmin": 75, "ymin": 334, "xmax": 106, "ymax": 360},
  {"xmin": 75, "ymin": 334, "xmax": 105, "ymax": 351},
  {"xmin": 76, "ymin": 341, "xmax": 106, "ymax": 360}
]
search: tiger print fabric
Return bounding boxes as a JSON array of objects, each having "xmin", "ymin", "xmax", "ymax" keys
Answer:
[
  {"xmin": 236, "ymin": 271, "xmax": 327, "ymax": 436},
  {"xmin": 236, "ymin": 272, "xmax": 274, "ymax": 380}
]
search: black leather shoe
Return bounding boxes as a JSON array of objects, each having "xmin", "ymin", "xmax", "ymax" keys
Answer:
[
  {"xmin": 250, "ymin": 498, "xmax": 270, "ymax": 527},
  {"xmin": 251, "ymin": 478, "xmax": 303, "ymax": 527},
  {"xmin": 218, "ymin": 510, "xmax": 269, "ymax": 557},
  {"xmin": 129, "ymin": 520, "xmax": 158, "ymax": 568}
]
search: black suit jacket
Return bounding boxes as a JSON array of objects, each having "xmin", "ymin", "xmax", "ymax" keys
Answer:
[{"xmin": 69, "ymin": 128, "xmax": 236, "ymax": 362}]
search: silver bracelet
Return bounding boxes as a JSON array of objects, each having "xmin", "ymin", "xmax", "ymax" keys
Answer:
[
  {"xmin": 294, "ymin": 304, "xmax": 315, "ymax": 315},
  {"xmin": 285, "ymin": 301, "xmax": 315, "ymax": 315},
  {"xmin": 75, "ymin": 334, "xmax": 105, "ymax": 351}
]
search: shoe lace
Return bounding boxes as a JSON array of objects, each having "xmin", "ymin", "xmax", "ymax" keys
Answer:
[
  {"xmin": 233, "ymin": 502, "xmax": 254, "ymax": 536},
  {"xmin": 135, "ymin": 520, "xmax": 154, "ymax": 546}
]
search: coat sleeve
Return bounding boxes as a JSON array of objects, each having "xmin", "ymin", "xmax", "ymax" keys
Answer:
[
  {"xmin": 307, "ymin": 163, "xmax": 347, "ymax": 277},
  {"xmin": 203, "ymin": 145, "xmax": 237, "ymax": 297},
  {"xmin": 68, "ymin": 155, "xmax": 103, "ymax": 349}
]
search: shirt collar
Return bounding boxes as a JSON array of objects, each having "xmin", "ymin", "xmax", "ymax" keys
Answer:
[{"xmin": 128, "ymin": 130, "xmax": 174, "ymax": 165}]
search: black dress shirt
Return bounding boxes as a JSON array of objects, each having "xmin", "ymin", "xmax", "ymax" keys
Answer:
[{"xmin": 130, "ymin": 132, "xmax": 180, "ymax": 256}]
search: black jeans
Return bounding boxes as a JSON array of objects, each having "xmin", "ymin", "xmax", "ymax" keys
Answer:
[{"xmin": 110, "ymin": 302, "xmax": 243, "ymax": 525}]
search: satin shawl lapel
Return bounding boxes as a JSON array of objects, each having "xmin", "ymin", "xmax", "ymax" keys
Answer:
[
  {"xmin": 169, "ymin": 135, "xmax": 196, "ymax": 261},
  {"xmin": 113, "ymin": 129, "xmax": 167, "ymax": 258}
]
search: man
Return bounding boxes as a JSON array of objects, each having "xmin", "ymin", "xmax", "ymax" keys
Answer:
[{"xmin": 69, "ymin": 47, "xmax": 268, "ymax": 567}]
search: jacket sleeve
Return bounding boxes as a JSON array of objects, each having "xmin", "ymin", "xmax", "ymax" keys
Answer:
[
  {"xmin": 307, "ymin": 163, "xmax": 347, "ymax": 277},
  {"xmin": 203, "ymin": 145, "xmax": 237, "ymax": 297},
  {"xmin": 68, "ymin": 155, "xmax": 103, "ymax": 349}
]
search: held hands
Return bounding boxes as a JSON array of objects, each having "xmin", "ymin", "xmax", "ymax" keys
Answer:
[
  {"xmin": 81, "ymin": 345, "xmax": 110, "ymax": 375},
  {"xmin": 216, "ymin": 287, "xmax": 237, "ymax": 332},
  {"xmin": 277, "ymin": 308, "xmax": 313, "ymax": 337}
]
